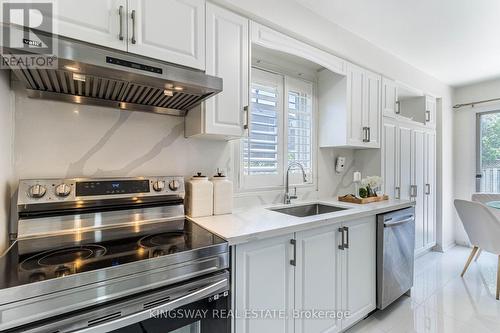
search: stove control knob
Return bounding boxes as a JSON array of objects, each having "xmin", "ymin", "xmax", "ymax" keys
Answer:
[
  {"xmin": 168, "ymin": 180, "xmax": 180, "ymax": 191},
  {"xmin": 28, "ymin": 184, "xmax": 47, "ymax": 198},
  {"xmin": 152, "ymin": 180, "xmax": 165, "ymax": 192},
  {"xmin": 55, "ymin": 184, "xmax": 71, "ymax": 197}
]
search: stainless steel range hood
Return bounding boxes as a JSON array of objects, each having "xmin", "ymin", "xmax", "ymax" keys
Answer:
[{"xmin": 0, "ymin": 24, "xmax": 222, "ymax": 116}]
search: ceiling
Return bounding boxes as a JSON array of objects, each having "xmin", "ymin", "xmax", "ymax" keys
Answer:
[{"xmin": 294, "ymin": 0, "xmax": 500, "ymax": 87}]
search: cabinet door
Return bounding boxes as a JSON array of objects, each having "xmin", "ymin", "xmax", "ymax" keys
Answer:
[
  {"xmin": 398, "ymin": 125, "xmax": 413, "ymax": 200},
  {"xmin": 364, "ymin": 71, "xmax": 381, "ymax": 148},
  {"xmin": 382, "ymin": 77, "xmax": 398, "ymax": 117},
  {"xmin": 38, "ymin": 0, "xmax": 127, "ymax": 50},
  {"xmin": 347, "ymin": 64, "xmax": 365, "ymax": 146},
  {"xmin": 412, "ymin": 129, "xmax": 426, "ymax": 253},
  {"xmin": 295, "ymin": 225, "xmax": 342, "ymax": 333},
  {"xmin": 425, "ymin": 96, "xmax": 436, "ymax": 127},
  {"xmin": 425, "ymin": 131, "xmax": 436, "ymax": 246},
  {"xmin": 382, "ymin": 120, "xmax": 398, "ymax": 198},
  {"xmin": 204, "ymin": 3, "xmax": 248, "ymax": 137},
  {"xmin": 128, "ymin": 0, "xmax": 205, "ymax": 69},
  {"xmin": 235, "ymin": 235, "xmax": 295, "ymax": 333},
  {"xmin": 342, "ymin": 217, "xmax": 376, "ymax": 329}
]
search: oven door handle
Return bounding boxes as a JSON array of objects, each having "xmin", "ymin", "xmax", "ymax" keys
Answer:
[{"xmin": 75, "ymin": 278, "xmax": 228, "ymax": 333}]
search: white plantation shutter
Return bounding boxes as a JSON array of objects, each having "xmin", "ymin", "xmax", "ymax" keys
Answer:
[
  {"xmin": 241, "ymin": 69, "xmax": 314, "ymax": 189},
  {"xmin": 287, "ymin": 77, "xmax": 313, "ymax": 182},
  {"xmin": 242, "ymin": 69, "xmax": 284, "ymax": 188}
]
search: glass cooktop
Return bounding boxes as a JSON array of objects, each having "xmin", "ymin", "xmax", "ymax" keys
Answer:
[{"xmin": 0, "ymin": 219, "xmax": 226, "ymax": 289}]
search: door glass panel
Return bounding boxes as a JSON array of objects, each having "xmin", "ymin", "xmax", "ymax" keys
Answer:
[{"xmin": 477, "ymin": 111, "xmax": 500, "ymax": 192}]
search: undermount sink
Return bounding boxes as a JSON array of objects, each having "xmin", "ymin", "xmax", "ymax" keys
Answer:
[{"xmin": 270, "ymin": 203, "xmax": 349, "ymax": 217}]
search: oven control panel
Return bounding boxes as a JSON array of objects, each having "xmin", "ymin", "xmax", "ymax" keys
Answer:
[{"xmin": 18, "ymin": 176, "xmax": 185, "ymax": 205}]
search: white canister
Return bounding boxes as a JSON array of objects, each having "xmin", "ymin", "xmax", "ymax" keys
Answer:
[
  {"xmin": 212, "ymin": 172, "xmax": 233, "ymax": 215},
  {"xmin": 185, "ymin": 173, "xmax": 213, "ymax": 217}
]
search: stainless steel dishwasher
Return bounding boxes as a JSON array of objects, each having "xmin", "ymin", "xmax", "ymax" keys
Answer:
[{"xmin": 376, "ymin": 206, "xmax": 415, "ymax": 309}]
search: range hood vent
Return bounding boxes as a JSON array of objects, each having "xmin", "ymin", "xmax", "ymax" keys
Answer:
[{"xmin": 1, "ymin": 24, "xmax": 222, "ymax": 116}]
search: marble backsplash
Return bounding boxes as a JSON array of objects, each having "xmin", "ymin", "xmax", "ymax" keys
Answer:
[{"xmin": 12, "ymin": 81, "xmax": 361, "ymax": 210}]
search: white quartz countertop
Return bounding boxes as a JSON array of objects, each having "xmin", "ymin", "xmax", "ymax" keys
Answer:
[{"xmin": 188, "ymin": 198, "xmax": 414, "ymax": 245}]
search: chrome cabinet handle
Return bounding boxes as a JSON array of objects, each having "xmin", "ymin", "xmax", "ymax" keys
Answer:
[
  {"xmin": 338, "ymin": 227, "xmax": 345, "ymax": 250},
  {"xmin": 343, "ymin": 226, "xmax": 349, "ymax": 249},
  {"xmin": 362, "ymin": 127, "xmax": 369, "ymax": 142},
  {"xmin": 367, "ymin": 127, "xmax": 371, "ymax": 142},
  {"xmin": 410, "ymin": 185, "xmax": 418, "ymax": 198},
  {"xmin": 395, "ymin": 100, "xmax": 400, "ymax": 114},
  {"xmin": 243, "ymin": 105, "xmax": 249, "ymax": 130},
  {"xmin": 395, "ymin": 186, "xmax": 401, "ymax": 199},
  {"xmin": 118, "ymin": 6, "xmax": 124, "ymax": 41},
  {"xmin": 425, "ymin": 110, "xmax": 431, "ymax": 122},
  {"xmin": 131, "ymin": 10, "xmax": 136, "ymax": 44},
  {"xmin": 425, "ymin": 183, "xmax": 430, "ymax": 195},
  {"xmin": 290, "ymin": 239, "xmax": 296, "ymax": 266}
]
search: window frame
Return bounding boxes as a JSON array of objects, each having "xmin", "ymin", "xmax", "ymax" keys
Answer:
[
  {"xmin": 476, "ymin": 110, "xmax": 500, "ymax": 192},
  {"xmin": 237, "ymin": 66, "xmax": 317, "ymax": 192}
]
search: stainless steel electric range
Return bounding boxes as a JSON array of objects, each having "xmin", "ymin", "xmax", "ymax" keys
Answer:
[{"xmin": 0, "ymin": 176, "xmax": 230, "ymax": 333}]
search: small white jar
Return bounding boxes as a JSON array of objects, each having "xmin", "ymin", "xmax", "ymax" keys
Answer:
[
  {"xmin": 211, "ymin": 172, "xmax": 233, "ymax": 215},
  {"xmin": 185, "ymin": 173, "xmax": 213, "ymax": 217}
]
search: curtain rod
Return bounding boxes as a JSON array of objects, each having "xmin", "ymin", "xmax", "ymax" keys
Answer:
[{"xmin": 453, "ymin": 97, "xmax": 500, "ymax": 109}]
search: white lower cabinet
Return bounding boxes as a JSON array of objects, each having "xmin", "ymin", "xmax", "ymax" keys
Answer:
[
  {"xmin": 234, "ymin": 234, "xmax": 295, "ymax": 333},
  {"xmin": 295, "ymin": 224, "xmax": 342, "ymax": 333},
  {"xmin": 234, "ymin": 217, "xmax": 376, "ymax": 333},
  {"xmin": 341, "ymin": 218, "xmax": 377, "ymax": 329}
]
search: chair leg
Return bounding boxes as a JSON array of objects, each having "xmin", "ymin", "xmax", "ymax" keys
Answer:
[
  {"xmin": 496, "ymin": 255, "xmax": 500, "ymax": 300},
  {"xmin": 474, "ymin": 248, "xmax": 482, "ymax": 262},
  {"xmin": 461, "ymin": 246, "xmax": 479, "ymax": 277}
]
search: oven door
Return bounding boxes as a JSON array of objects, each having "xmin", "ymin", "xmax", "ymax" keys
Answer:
[{"xmin": 15, "ymin": 271, "xmax": 230, "ymax": 333}]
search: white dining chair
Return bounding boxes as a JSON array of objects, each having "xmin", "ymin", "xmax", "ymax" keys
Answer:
[{"xmin": 454, "ymin": 199, "xmax": 500, "ymax": 300}]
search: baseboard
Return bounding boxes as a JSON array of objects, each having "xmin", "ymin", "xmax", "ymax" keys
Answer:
[
  {"xmin": 433, "ymin": 242, "xmax": 457, "ymax": 253},
  {"xmin": 455, "ymin": 240, "xmax": 471, "ymax": 247}
]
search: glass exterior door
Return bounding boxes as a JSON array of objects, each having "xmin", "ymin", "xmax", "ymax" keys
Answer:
[{"xmin": 477, "ymin": 111, "xmax": 500, "ymax": 192}]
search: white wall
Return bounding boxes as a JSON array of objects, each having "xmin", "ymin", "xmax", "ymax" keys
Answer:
[
  {"xmin": 453, "ymin": 78, "xmax": 500, "ymax": 245},
  {"xmin": 0, "ymin": 71, "xmax": 13, "ymax": 252},
  {"xmin": 213, "ymin": 0, "xmax": 455, "ymax": 250}
]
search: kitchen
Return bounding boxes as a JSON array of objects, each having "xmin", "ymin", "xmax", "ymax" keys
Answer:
[{"xmin": 1, "ymin": 1, "xmax": 500, "ymax": 333}]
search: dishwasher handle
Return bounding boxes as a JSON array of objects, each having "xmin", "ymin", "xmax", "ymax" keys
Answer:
[{"xmin": 384, "ymin": 215, "xmax": 414, "ymax": 228}]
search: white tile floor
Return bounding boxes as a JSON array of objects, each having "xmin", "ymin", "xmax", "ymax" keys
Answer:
[{"xmin": 348, "ymin": 246, "xmax": 500, "ymax": 333}]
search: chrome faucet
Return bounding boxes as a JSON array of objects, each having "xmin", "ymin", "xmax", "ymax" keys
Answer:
[{"xmin": 284, "ymin": 161, "xmax": 308, "ymax": 204}]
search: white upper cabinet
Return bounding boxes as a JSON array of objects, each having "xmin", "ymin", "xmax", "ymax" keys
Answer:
[
  {"xmin": 425, "ymin": 96, "xmax": 437, "ymax": 127},
  {"xmin": 364, "ymin": 70, "xmax": 382, "ymax": 147},
  {"xmin": 319, "ymin": 63, "xmax": 381, "ymax": 148},
  {"xmin": 347, "ymin": 64, "xmax": 366, "ymax": 146},
  {"xmin": 42, "ymin": 0, "xmax": 128, "ymax": 51},
  {"xmin": 185, "ymin": 3, "xmax": 249, "ymax": 139},
  {"xmin": 382, "ymin": 77, "xmax": 399, "ymax": 117},
  {"xmin": 128, "ymin": 0, "xmax": 205, "ymax": 69}
]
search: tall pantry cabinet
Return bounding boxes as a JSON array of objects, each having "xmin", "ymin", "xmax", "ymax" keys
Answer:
[{"xmin": 382, "ymin": 116, "xmax": 436, "ymax": 255}]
